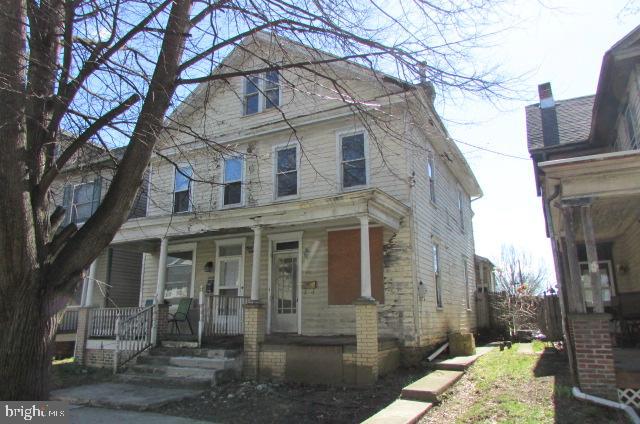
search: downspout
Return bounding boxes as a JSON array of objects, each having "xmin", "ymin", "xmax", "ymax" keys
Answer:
[{"xmin": 572, "ymin": 387, "xmax": 640, "ymax": 424}]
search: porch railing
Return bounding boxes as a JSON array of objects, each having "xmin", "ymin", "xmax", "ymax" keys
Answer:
[
  {"xmin": 57, "ymin": 309, "xmax": 79, "ymax": 333},
  {"xmin": 113, "ymin": 305, "xmax": 154, "ymax": 373},
  {"xmin": 200, "ymin": 291, "xmax": 249, "ymax": 339},
  {"xmin": 89, "ymin": 307, "xmax": 142, "ymax": 338}
]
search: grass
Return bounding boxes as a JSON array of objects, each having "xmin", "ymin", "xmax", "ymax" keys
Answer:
[{"xmin": 421, "ymin": 344, "xmax": 626, "ymax": 424}]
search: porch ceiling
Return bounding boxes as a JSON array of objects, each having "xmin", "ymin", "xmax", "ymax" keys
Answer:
[{"xmin": 112, "ymin": 188, "xmax": 409, "ymax": 246}]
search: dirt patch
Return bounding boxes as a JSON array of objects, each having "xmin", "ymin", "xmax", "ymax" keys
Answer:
[
  {"xmin": 159, "ymin": 368, "xmax": 425, "ymax": 423},
  {"xmin": 50, "ymin": 362, "xmax": 114, "ymax": 391}
]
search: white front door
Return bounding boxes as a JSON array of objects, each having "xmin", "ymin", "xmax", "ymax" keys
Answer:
[{"xmin": 271, "ymin": 251, "xmax": 298, "ymax": 333}]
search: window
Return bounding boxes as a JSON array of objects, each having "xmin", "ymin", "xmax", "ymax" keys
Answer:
[
  {"xmin": 223, "ymin": 158, "xmax": 243, "ymax": 206},
  {"xmin": 340, "ymin": 132, "xmax": 367, "ymax": 189},
  {"xmin": 275, "ymin": 145, "xmax": 298, "ymax": 198},
  {"xmin": 173, "ymin": 166, "xmax": 192, "ymax": 213},
  {"xmin": 427, "ymin": 154, "xmax": 436, "ymax": 203},
  {"xmin": 579, "ymin": 261, "xmax": 614, "ymax": 306},
  {"xmin": 243, "ymin": 72, "xmax": 280, "ymax": 115},
  {"xmin": 72, "ymin": 182, "xmax": 95, "ymax": 223},
  {"xmin": 215, "ymin": 241, "xmax": 244, "ymax": 297},
  {"xmin": 458, "ymin": 189, "xmax": 465, "ymax": 231},
  {"xmin": 165, "ymin": 251, "xmax": 193, "ymax": 300},
  {"xmin": 624, "ymin": 102, "xmax": 639, "ymax": 149},
  {"xmin": 433, "ymin": 243, "xmax": 442, "ymax": 308},
  {"xmin": 463, "ymin": 257, "xmax": 470, "ymax": 309}
]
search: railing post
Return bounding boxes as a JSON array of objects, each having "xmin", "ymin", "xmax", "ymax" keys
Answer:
[
  {"xmin": 113, "ymin": 314, "xmax": 120, "ymax": 374},
  {"xmin": 151, "ymin": 304, "xmax": 158, "ymax": 346},
  {"xmin": 198, "ymin": 288, "xmax": 204, "ymax": 347}
]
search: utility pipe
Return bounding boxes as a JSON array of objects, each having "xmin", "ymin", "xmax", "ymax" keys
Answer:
[{"xmin": 572, "ymin": 387, "xmax": 639, "ymax": 424}]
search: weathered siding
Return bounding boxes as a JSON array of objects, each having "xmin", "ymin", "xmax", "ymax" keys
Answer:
[
  {"xmin": 612, "ymin": 220, "xmax": 640, "ymax": 294},
  {"xmin": 614, "ymin": 65, "xmax": 640, "ymax": 151}
]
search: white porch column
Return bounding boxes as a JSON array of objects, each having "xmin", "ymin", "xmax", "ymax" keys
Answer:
[
  {"xmin": 83, "ymin": 261, "xmax": 97, "ymax": 306},
  {"xmin": 359, "ymin": 215, "xmax": 372, "ymax": 299},
  {"xmin": 250, "ymin": 226, "xmax": 262, "ymax": 302},
  {"xmin": 155, "ymin": 237, "xmax": 169, "ymax": 304}
]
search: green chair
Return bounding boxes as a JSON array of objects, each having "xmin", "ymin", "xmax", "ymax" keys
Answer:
[{"xmin": 168, "ymin": 298, "xmax": 193, "ymax": 335}]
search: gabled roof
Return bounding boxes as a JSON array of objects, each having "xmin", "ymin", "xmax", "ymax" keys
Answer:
[{"xmin": 525, "ymin": 95, "xmax": 595, "ymax": 152}]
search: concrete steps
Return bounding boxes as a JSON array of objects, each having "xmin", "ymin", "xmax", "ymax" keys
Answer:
[
  {"xmin": 432, "ymin": 346, "xmax": 494, "ymax": 371},
  {"xmin": 363, "ymin": 399, "xmax": 433, "ymax": 424},
  {"xmin": 117, "ymin": 344, "xmax": 242, "ymax": 388},
  {"xmin": 401, "ymin": 370, "xmax": 464, "ymax": 402}
]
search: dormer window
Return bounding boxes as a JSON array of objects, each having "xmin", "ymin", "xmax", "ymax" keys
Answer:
[{"xmin": 243, "ymin": 71, "xmax": 280, "ymax": 115}]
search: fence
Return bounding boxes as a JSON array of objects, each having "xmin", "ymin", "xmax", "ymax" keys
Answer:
[
  {"xmin": 89, "ymin": 307, "xmax": 142, "ymax": 338},
  {"xmin": 113, "ymin": 305, "xmax": 154, "ymax": 373},
  {"xmin": 201, "ymin": 293, "xmax": 249, "ymax": 338}
]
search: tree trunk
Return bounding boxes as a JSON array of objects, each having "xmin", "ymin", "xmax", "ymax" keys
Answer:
[{"xmin": 0, "ymin": 276, "xmax": 61, "ymax": 400}]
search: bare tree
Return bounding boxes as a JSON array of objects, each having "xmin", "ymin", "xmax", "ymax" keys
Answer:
[
  {"xmin": 0, "ymin": 0, "xmax": 512, "ymax": 399},
  {"xmin": 490, "ymin": 245, "xmax": 549, "ymax": 337}
]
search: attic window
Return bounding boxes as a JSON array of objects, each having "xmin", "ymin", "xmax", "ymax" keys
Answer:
[{"xmin": 243, "ymin": 71, "xmax": 280, "ymax": 115}]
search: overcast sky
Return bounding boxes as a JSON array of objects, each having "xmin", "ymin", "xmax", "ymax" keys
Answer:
[{"xmin": 439, "ymin": 1, "xmax": 638, "ymax": 287}]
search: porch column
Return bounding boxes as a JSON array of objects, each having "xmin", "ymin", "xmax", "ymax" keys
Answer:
[
  {"xmin": 561, "ymin": 207, "xmax": 586, "ymax": 314},
  {"xmin": 359, "ymin": 215, "xmax": 372, "ymax": 299},
  {"xmin": 250, "ymin": 225, "xmax": 262, "ymax": 302},
  {"xmin": 155, "ymin": 237, "xmax": 169, "ymax": 304},
  {"xmin": 580, "ymin": 204, "xmax": 604, "ymax": 313},
  {"xmin": 353, "ymin": 297, "xmax": 379, "ymax": 385},
  {"xmin": 83, "ymin": 261, "xmax": 97, "ymax": 307}
]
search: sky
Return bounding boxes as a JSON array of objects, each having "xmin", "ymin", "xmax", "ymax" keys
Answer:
[{"xmin": 438, "ymin": 0, "xmax": 638, "ymax": 287}]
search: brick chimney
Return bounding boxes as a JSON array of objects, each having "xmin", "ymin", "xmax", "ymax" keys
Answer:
[{"xmin": 538, "ymin": 82, "xmax": 559, "ymax": 146}]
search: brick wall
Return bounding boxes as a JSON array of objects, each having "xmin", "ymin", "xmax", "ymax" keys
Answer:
[
  {"xmin": 569, "ymin": 313, "xmax": 617, "ymax": 400},
  {"xmin": 84, "ymin": 348, "xmax": 115, "ymax": 368},
  {"xmin": 354, "ymin": 299, "xmax": 379, "ymax": 385}
]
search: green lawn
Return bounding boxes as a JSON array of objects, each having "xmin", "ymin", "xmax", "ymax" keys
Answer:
[{"xmin": 422, "ymin": 344, "xmax": 627, "ymax": 424}]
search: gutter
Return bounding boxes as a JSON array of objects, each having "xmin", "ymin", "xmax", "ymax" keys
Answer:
[{"xmin": 572, "ymin": 387, "xmax": 640, "ymax": 424}]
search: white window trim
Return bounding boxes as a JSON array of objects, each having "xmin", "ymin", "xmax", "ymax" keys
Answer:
[
  {"xmin": 214, "ymin": 237, "xmax": 246, "ymax": 296},
  {"xmin": 219, "ymin": 156, "xmax": 245, "ymax": 209},
  {"xmin": 427, "ymin": 153, "xmax": 436, "ymax": 204},
  {"xmin": 463, "ymin": 256, "xmax": 471, "ymax": 311},
  {"xmin": 71, "ymin": 181, "xmax": 95, "ymax": 225},
  {"xmin": 266, "ymin": 231, "xmax": 303, "ymax": 335},
  {"xmin": 242, "ymin": 72, "xmax": 282, "ymax": 116},
  {"xmin": 458, "ymin": 188, "xmax": 465, "ymax": 232},
  {"xmin": 166, "ymin": 242, "xmax": 197, "ymax": 299},
  {"xmin": 172, "ymin": 164, "xmax": 194, "ymax": 214},
  {"xmin": 272, "ymin": 141, "xmax": 301, "ymax": 201},
  {"xmin": 433, "ymin": 242, "xmax": 443, "ymax": 309},
  {"xmin": 336, "ymin": 128, "xmax": 369, "ymax": 192}
]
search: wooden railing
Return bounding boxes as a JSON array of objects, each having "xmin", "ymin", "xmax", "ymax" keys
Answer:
[
  {"xmin": 57, "ymin": 309, "xmax": 79, "ymax": 333},
  {"xmin": 89, "ymin": 307, "xmax": 142, "ymax": 338},
  {"xmin": 114, "ymin": 305, "xmax": 154, "ymax": 373},
  {"xmin": 200, "ymin": 292, "xmax": 249, "ymax": 339}
]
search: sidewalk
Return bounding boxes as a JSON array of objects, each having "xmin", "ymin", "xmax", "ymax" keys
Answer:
[{"xmin": 69, "ymin": 406, "xmax": 213, "ymax": 424}]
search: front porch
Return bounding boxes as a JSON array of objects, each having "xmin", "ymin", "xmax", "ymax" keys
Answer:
[{"xmin": 73, "ymin": 189, "xmax": 410, "ymax": 385}]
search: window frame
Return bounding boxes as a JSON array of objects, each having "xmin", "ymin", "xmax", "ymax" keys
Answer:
[
  {"xmin": 463, "ymin": 256, "xmax": 470, "ymax": 310},
  {"xmin": 427, "ymin": 153, "xmax": 436, "ymax": 204},
  {"xmin": 220, "ymin": 156, "xmax": 245, "ymax": 209},
  {"xmin": 214, "ymin": 238, "xmax": 246, "ymax": 297},
  {"xmin": 71, "ymin": 181, "xmax": 96, "ymax": 224},
  {"xmin": 623, "ymin": 102, "xmax": 639, "ymax": 150},
  {"xmin": 336, "ymin": 129, "xmax": 369, "ymax": 192},
  {"xmin": 578, "ymin": 260, "xmax": 615, "ymax": 307},
  {"xmin": 243, "ymin": 72, "xmax": 281, "ymax": 116},
  {"xmin": 172, "ymin": 165, "xmax": 193, "ymax": 214},
  {"xmin": 164, "ymin": 243, "xmax": 197, "ymax": 301},
  {"xmin": 458, "ymin": 188, "xmax": 465, "ymax": 232},
  {"xmin": 434, "ymin": 243, "xmax": 443, "ymax": 309},
  {"xmin": 272, "ymin": 142, "xmax": 300, "ymax": 200}
]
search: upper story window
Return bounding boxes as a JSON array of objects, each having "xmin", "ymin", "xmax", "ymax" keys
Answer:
[
  {"xmin": 275, "ymin": 144, "xmax": 298, "ymax": 198},
  {"xmin": 463, "ymin": 257, "xmax": 470, "ymax": 309},
  {"xmin": 173, "ymin": 166, "xmax": 193, "ymax": 213},
  {"xmin": 458, "ymin": 189, "xmax": 465, "ymax": 231},
  {"xmin": 223, "ymin": 157, "xmax": 243, "ymax": 207},
  {"xmin": 433, "ymin": 243, "xmax": 442, "ymax": 308},
  {"xmin": 624, "ymin": 102, "xmax": 639, "ymax": 150},
  {"xmin": 63, "ymin": 178, "xmax": 101, "ymax": 225},
  {"xmin": 244, "ymin": 71, "xmax": 280, "ymax": 115},
  {"xmin": 427, "ymin": 154, "xmax": 436, "ymax": 203},
  {"xmin": 340, "ymin": 132, "xmax": 367, "ymax": 190}
]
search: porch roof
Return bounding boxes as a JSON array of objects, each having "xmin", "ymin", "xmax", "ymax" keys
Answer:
[{"xmin": 112, "ymin": 188, "xmax": 409, "ymax": 245}]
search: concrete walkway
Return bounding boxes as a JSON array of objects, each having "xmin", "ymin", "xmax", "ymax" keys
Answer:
[
  {"xmin": 69, "ymin": 406, "xmax": 212, "ymax": 424},
  {"xmin": 51, "ymin": 382, "xmax": 203, "ymax": 411}
]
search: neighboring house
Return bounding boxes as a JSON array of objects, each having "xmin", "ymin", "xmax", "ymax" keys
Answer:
[
  {"xmin": 66, "ymin": 31, "xmax": 482, "ymax": 385},
  {"xmin": 474, "ymin": 255, "xmax": 496, "ymax": 330},
  {"xmin": 525, "ymin": 25, "xmax": 640, "ymax": 405}
]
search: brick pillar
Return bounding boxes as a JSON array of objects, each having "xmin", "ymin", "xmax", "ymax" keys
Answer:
[
  {"xmin": 354, "ymin": 297, "xmax": 379, "ymax": 386},
  {"xmin": 569, "ymin": 313, "xmax": 617, "ymax": 400},
  {"xmin": 155, "ymin": 304, "xmax": 170, "ymax": 342},
  {"xmin": 74, "ymin": 307, "xmax": 92, "ymax": 365},
  {"xmin": 243, "ymin": 302, "xmax": 265, "ymax": 380}
]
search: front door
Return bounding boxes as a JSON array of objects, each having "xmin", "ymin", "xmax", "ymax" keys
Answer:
[{"xmin": 271, "ymin": 251, "xmax": 298, "ymax": 333}]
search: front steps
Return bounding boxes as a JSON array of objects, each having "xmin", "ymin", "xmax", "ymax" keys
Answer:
[{"xmin": 116, "ymin": 341, "xmax": 242, "ymax": 388}]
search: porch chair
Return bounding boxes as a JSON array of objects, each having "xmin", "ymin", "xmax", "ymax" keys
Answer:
[{"xmin": 168, "ymin": 297, "xmax": 193, "ymax": 335}]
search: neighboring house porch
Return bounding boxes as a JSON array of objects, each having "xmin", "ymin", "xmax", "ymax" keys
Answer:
[{"xmin": 72, "ymin": 188, "xmax": 409, "ymax": 385}]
